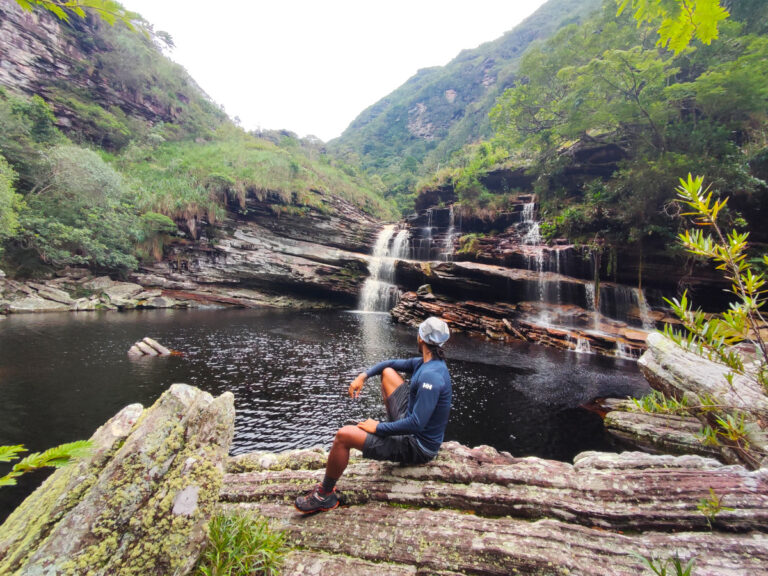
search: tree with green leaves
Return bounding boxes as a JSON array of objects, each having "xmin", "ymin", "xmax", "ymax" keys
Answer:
[
  {"xmin": 13, "ymin": 0, "xmax": 140, "ymax": 29},
  {"xmin": 664, "ymin": 175, "xmax": 767, "ymax": 392},
  {"xmin": 17, "ymin": 144, "xmax": 141, "ymax": 271},
  {"xmin": 617, "ymin": 0, "xmax": 730, "ymax": 53},
  {"xmin": 0, "ymin": 155, "xmax": 23, "ymax": 257}
]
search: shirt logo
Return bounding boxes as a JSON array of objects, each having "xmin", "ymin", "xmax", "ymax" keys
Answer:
[{"xmin": 422, "ymin": 383, "xmax": 433, "ymax": 390}]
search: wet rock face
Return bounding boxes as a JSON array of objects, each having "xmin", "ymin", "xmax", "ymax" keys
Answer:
[
  {"xmin": 223, "ymin": 442, "xmax": 768, "ymax": 575},
  {"xmin": 390, "ymin": 260, "xmax": 654, "ymax": 358},
  {"xmin": 0, "ymin": 384, "xmax": 235, "ymax": 576}
]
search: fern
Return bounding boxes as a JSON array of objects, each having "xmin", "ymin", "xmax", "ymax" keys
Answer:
[{"xmin": 0, "ymin": 440, "xmax": 92, "ymax": 487}]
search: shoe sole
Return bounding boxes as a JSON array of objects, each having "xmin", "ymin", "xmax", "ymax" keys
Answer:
[{"xmin": 294, "ymin": 500, "xmax": 340, "ymax": 515}]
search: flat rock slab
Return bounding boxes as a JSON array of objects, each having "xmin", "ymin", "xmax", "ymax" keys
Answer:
[
  {"xmin": 8, "ymin": 296, "xmax": 70, "ymax": 313},
  {"xmin": 223, "ymin": 443, "xmax": 768, "ymax": 575},
  {"xmin": 226, "ymin": 502, "xmax": 768, "ymax": 576}
]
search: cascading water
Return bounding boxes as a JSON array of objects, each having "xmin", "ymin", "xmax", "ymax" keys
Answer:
[
  {"xmin": 416, "ymin": 209, "xmax": 434, "ymax": 260},
  {"xmin": 441, "ymin": 205, "xmax": 458, "ymax": 262},
  {"xmin": 359, "ymin": 225, "xmax": 410, "ymax": 312},
  {"xmin": 633, "ymin": 288, "xmax": 655, "ymax": 330},
  {"xmin": 520, "ymin": 201, "xmax": 549, "ymax": 322}
]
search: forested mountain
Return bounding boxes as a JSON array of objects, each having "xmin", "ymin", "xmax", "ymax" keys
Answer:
[
  {"xmin": 328, "ymin": 0, "xmax": 603, "ymax": 209},
  {"xmin": 0, "ymin": 0, "xmax": 394, "ymax": 278},
  {"xmin": 403, "ymin": 0, "xmax": 768, "ymax": 289}
]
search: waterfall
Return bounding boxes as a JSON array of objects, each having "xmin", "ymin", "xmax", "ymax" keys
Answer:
[
  {"xmin": 359, "ymin": 225, "xmax": 410, "ymax": 312},
  {"xmin": 633, "ymin": 287, "xmax": 655, "ymax": 330},
  {"xmin": 615, "ymin": 340, "xmax": 639, "ymax": 360},
  {"xmin": 416, "ymin": 209, "xmax": 434, "ymax": 260},
  {"xmin": 520, "ymin": 200, "xmax": 549, "ymax": 321},
  {"xmin": 575, "ymin": 337, "xmax": 592, "ymax": 354},
  {"xmin": 584, "ymin": 282, "xmax": 600, "ymax": 331},
  {"xmin": 522, "ymin": 202, "xmax": 535, "ymax": 224},
  {"xmin": 441, "ymin": 205, "xmax": 458, "ymax": 262}
]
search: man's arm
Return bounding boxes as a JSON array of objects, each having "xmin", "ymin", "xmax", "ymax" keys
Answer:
[{"xmin": 348, "ymin": 357, "xmax": 419, "ymax": 398}]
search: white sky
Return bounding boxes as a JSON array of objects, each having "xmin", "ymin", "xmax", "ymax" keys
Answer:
[{"xmin": 120, "ymin": 1, "xmax": 548, "ymax": 142}]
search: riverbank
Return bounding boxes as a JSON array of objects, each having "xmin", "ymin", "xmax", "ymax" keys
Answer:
[{"xmin": 0, "ymin": 269, "xmax": 340, "ymax": 314}]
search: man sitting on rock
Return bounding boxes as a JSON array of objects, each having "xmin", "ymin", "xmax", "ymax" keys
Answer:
[{"xmin": 295, "ymin": 316, "xmax": 453, "ymax": 514}]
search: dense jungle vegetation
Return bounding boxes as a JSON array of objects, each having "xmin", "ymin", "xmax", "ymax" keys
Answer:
[
  {"xmin": 410, "ymin": 0, "xmax": 768, "ymax": 258},
  {"xmin": 0, "ymin": 8, "xmax": 394, "ymax": 277}
]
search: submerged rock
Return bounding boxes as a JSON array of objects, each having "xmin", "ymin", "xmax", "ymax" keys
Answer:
[{"xmin": 0, "ymin": 384, "xmax": 235, "ymax": 576}]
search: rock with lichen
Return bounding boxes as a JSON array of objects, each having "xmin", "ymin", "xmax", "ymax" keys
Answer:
[{"xmin": 0, "ymin": 384, "xmax": 234, "ymax": 576}]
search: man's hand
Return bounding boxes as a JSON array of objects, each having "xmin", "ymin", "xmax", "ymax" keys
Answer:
[
  {"xmin": 357, "ymin": 419, "xmax": 379, "ymax": 434},
  {"xmin": 348, "ymin": 372, "xmax": 367, "ymax": 399}
]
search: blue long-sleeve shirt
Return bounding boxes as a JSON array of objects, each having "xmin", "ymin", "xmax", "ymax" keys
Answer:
[{"xmin": 364, "ymin": 357, "xmax": 452, "ymax": 454}]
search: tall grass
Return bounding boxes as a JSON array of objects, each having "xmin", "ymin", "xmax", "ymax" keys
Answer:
[
  {"xmin": 195, "ymin": 511, "xmax": 287, "ymax": 576},
  {"xmin": 120, "ymin": 126, "xmax": 397, "ymax": 224}
]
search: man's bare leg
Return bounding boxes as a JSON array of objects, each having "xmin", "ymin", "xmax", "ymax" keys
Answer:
[
  {"xmin": 323, "ymin": 369, "xmax": 403, "ymax": 485},
  {"xmin": 381, "ymin": 367, "xmax": 404, "ymax": 400},
  {"xmin": 325, "ymin": 425, "xmax": 367, "ymax": 479}
]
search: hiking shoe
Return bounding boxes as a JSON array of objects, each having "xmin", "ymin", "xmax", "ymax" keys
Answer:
[{"xmin": 294, "ymin": 484, "xmax": 339, "ymax": 514}]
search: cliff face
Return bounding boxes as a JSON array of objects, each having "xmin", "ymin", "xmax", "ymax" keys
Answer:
[
  {"xmin": 0, "ymin": 0, "xmax": 224, "ymax": 148},
  {"xmin": 135, "ymin": 191, "xmax": 381, "ymax": 307}
]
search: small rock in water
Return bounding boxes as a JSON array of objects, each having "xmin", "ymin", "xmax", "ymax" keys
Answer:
[
  {"xmin": 136, "ymin": 341, "xmax": 158, "ymax": 356},
  {"xmin": 143, "ymin": 337, "xmax": 171, "ymax": 355},
  {"xmin": 129, "ymin": 337, "xmax": 174, "ymax": 356}
]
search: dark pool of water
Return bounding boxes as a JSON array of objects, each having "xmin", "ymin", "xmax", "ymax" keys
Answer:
[{"xmin": 0, "ymin": 308, "xmax": 649, "ymax": 520}]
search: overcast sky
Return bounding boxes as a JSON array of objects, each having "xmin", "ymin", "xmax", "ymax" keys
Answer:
[{"xmin": 120, "ymin": 1, "xmax": 548, "ymax": 142}]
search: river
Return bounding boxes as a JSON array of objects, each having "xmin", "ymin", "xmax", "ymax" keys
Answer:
[{"xmin": 0, "ymin": 308, "xmax": 649, "ymax": 520}]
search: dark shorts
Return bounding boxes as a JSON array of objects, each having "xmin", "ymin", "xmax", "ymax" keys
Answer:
[{"xmin": 362, "ymin": 382, "xmax": 435, "ymax": 465}]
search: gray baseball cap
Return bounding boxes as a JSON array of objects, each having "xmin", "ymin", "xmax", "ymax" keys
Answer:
[{"xmin": 418, "ymin": 316, "xmax": 450, "ymax": 346}]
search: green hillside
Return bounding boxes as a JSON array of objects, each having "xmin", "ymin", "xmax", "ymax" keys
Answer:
[
  {"xmin": 328, "ymin": 0, "xmax": 602, "ymax": 210},
  {"xmin": 0, "ymin": 1, "xmax": 395, "ymax": 277},
  {"xmin": 415, "ymin": 0, "xmax": 768, "ymax": 276}
]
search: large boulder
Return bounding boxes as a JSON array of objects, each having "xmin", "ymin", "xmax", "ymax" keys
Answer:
[
  {"xmin": 7, "ymin": 296, "xmax": 70, "ymax": 313},
  {"xmin": 0, "ymin": 384, "xmax": 235, "ymax": 576},
  {"xmin": 638, "ymin": 332, "xmax": 768, "ymax": 467},
  {"xmin": 639, "ymin": 332, "xmax": 768, "ymax": 418}
]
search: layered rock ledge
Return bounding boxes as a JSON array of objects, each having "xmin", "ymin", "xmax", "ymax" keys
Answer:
[
  {"xmin": 222, "ymin": 442, "xmax": 768, "ymax": 576},
  {"xmin": 392, "ymin": 287, "xmax": 650, "ymax": 358}
]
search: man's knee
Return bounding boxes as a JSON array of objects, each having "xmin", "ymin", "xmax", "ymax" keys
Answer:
[
  {"xmin": 334, "ymin": 425, "xmax": 360, "ymax": 447},
  {"xmin": 381, "ymin": 367, "xmax": 404, "ymax": 397},
  {"xmin": 382, "ymin": 367, "xmax": 399, "ymax": 380}
]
